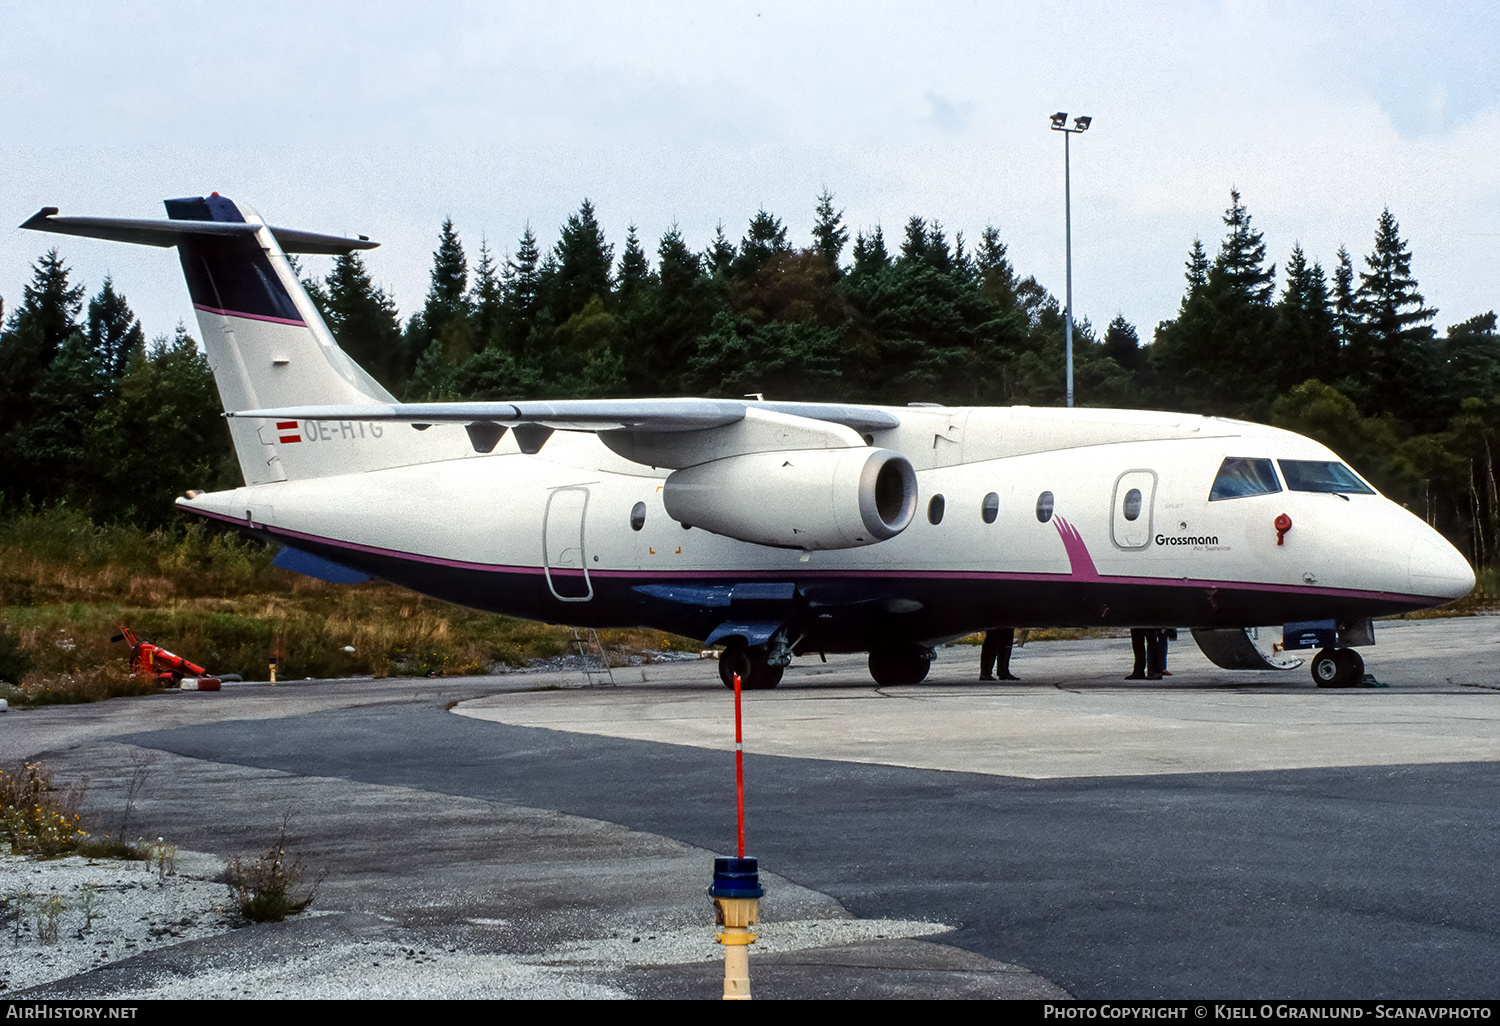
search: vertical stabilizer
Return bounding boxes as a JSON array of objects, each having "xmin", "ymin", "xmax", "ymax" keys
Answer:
[
  {"xmin": 165, "ymin": 194, "xmax": 397, "ymax": 484},
  {"xmin": 21, "ymin": 197, "xmax": 477, "ymax": 484}
]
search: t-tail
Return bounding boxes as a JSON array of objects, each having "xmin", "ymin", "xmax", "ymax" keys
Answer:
[{"xmin": 20, "ymin": 195, "xmax": 464, "ymax": 484}]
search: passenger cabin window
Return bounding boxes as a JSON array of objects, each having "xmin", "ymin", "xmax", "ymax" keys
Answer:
[
  {"xmin": 981, "ymin": 492, "xmax": 999, "ymax": 524},
  {"xmin": 1209, "ymin": 457, "xmax": 1281, "ymax": 500},
  {"xmin": 928, "ymin": 494, "xmax": 945, "ymax": 525},
  {"xmin": 630, "ymin": 501, "xmax": 646, "ymax": 531},
  {"xmin": 1035, "ymin": 491, "xmax": 1054, "ymax": 523},
  {"xmin": 1122, "ymin": 488, "xmax": 1142, "ymax": 521},
  {"xmin": 1278, "ymin": 460, "xmax": 1374, "ymax": 495}
]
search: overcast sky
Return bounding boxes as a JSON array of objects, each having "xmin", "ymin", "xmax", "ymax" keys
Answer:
[{"xmin": 3, "ymin": 1, "xmax": 1498, "ymax": 358}]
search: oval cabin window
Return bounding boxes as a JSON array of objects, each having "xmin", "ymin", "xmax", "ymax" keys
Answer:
[
  {"xmin": 981, "ymin": 492, "xmax": 999, "ymax": 524},
  {"xmin": 1123, "ymin": 488, "xmax": 1142, "ymax": 521},
  {"xmin": 928, "ymin": 494, "xmax": 945, "ymax": 525},
  {"xmin": 630, "ymin": 501, "xmax": 646, "ymax": 531},
  {"xmin": 1036, "ymin": 491, "xmax": 1054, "ymax": 523}
]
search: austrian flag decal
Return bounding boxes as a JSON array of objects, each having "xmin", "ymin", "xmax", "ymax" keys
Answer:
[{"xmin": 277, "ymin": 421, "xmax": 302, "ymax": 444}]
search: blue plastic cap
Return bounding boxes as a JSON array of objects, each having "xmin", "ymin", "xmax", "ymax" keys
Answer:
[{"xmin": 708, "ymin": 855, "xmax": 764, "ymax": 899}]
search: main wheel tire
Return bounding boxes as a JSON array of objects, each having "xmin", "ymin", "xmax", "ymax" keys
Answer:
[
  {"xmin": 1338, "ymin": 648, "xmax": 1365, "ymax": 682},
  {"xmin": 1312, "ymin": 647, "xmax": 1353, "ymax": 687},
  {"xmin": 868, "ymin": 647, "xmax": 932, "ymax": 687},
  {"xmin": 718, "ymin": 641, "xmax": 784, "ymax": 690}
]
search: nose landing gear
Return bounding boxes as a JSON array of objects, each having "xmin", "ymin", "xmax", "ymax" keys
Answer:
[
  {"xmin": 1311, "ymin": 647, "xmax": 1365, "ymax": 688},
  {"xmin": 718, "ymin": 639, "xmax": 785, "ymax": 690}
]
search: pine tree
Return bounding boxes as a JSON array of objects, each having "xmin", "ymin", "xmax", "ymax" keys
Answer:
[
  {"xmin": 616, "ymin": 225, "xmax": 652, "ymax": 301},
  {"xmin": 733, "ymin": 210, "xmax": 790, "ymax": 277},
  {"xmin": 86, "ymin": 277, "xmax": 145, "ymax": 380},
  {"xmin": 551, "ymin": 199, "xmax": 614, "ymax": 318},
  {"xmin": 924, "ymin": 221, "xmax": 953, "ymax": 274},
  {"xmin": 0, "ymin": 250, "xmax": 88, "ymax": 503},
  {"xmin": 705, "ymin": 223, "xmax": 737, "ymax": 278},
  {"xmin": 899, "ymin": 216, "xmax": 929, "ymax": 263},
  {"xmin": 851, "ymin": 226, "xmax": 890, "ymax": 277},
  {"xmin": 502, "ymin": 225, "xmax": 543, "ymax": 355},
  {"xmin": 1348, "ymin": 208, "xmax": 1439, "ymax": 425},
  {"xmin": 1332, "ymin": 246, "xmax": 1357, "ymax": 352},
  {"xmin": 1149, "ymin": 192, "xmax": 1278, "ymax": 415},
  {"xmin": 1211, "ymin": 190, "xmax": 1275, "ymax": 304},
  {"xmin": 657, "ymin": 225, "xmax": 701, "ymax": 302},
  {"xmin": 321, "ymin": 252, "xmax": 406, "ymax": 388},
  {"xmin": 1441, "ymin": 312, "xmax": 1500, "ymax": 413},
  {"xmin": 1, "ymin": 249, "xmax": 85, "ymax": 400},
  {"xmin": 87, "ymin": 326, "xmax": 233, "ymax": 525},
  {"xmin": 471, "ymin": 239, "xmax": 504, "ymax": 351},
  {"xmin": 1103, "ymin": 315, "xmax": 1142, "ymax": 373},
  {"xmin": 1274, "ymin": 244, "xmax": 1337, "ymax": 391},
  {"xmin": 424, "ymin": 218, "xmax": 470, "ymax": 328},
  {"xmin": 811, "ymin": 189, "xmax": 849, "ymax": 276},
  {"xmin": 1183, "ymin": 239, "xmax": 1209, "ymax": 306},
  {"xmin": 975, "ymin": 225, "xmax": 1017, "ymax": 309},
  {"xmin": 406, "ymin": 218, "xmax": 476, "ymax": 382}
]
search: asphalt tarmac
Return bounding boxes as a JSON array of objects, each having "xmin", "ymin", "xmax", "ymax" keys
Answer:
[{"xmin": 7, "ymin": 615, "xmax": 1498, "ymax": 999}]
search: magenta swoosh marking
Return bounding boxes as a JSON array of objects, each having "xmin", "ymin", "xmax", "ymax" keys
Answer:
[
  {"xmin": 181, "ymin": 506, "xmax": 1450, "ymax": 605},
  {"xmin": 193, "ymin": 303, "xmax": 305, "ymax": 327},
  {"xmin": 1052, "ymin": 516, "xmax": 1100, "ymax": 580}
]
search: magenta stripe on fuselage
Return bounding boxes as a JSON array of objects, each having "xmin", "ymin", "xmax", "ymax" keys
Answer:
[{"xmin": 193, "ymin": 302, "xmax": 305, "ymax": 327}]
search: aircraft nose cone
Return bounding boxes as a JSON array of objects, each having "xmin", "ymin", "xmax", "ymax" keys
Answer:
[{"xmin": 1408, "ymin": 530, "xmax": 1476, "ymax": 601}]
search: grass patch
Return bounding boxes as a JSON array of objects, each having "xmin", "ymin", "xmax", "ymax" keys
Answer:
[
  {"xmin": 224, "ymin": 815, "xmax": 324, "ymax": 923},
  {"xmin": 1, "ymin": 761, "xmax": 86, "ymax": 857},
  {"xmin": 0, "ymin": 508, "xmax": 700, "ymax": 695}
]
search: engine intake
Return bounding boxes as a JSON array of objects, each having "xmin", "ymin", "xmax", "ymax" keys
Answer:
[{"xmin": 663, "ymin": 447, "xmax": 917, "ymax": 550}]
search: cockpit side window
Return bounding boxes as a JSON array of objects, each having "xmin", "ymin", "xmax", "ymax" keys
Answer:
[
  {"xmin": 1209, "ymin": 457, "xmax": 1282, "ymax": 500},
  {"xmin": 1278, "ymin": 460, "xmax": 1375, "ymax": 495}
]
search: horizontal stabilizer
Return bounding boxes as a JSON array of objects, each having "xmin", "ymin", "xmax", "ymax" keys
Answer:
[{"xmin": 20, "ymin": 208, "xmax": 378, "ymax": 254}]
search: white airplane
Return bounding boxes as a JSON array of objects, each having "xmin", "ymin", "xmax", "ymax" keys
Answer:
[{"xmin": 23, "ymin": 196, "xmax": 1477, "ymax": 689}]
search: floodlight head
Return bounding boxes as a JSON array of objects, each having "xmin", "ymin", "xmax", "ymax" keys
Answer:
[
  {"xmin": 1074, "ymin": 115, "xmax": 1092, "ymax": 131},
  {"xmin": 1050, "ymin": 112, "xmax": 1068, "ymax": 129}
]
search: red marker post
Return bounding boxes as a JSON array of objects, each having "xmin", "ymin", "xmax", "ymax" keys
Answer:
[
  {"xmin": 709, "ymin": 669, "xmax": 762, "ymax": 1000},
  {"xmin": 735, "ymin": 671, "xmax": 746, "ymax": 856}
]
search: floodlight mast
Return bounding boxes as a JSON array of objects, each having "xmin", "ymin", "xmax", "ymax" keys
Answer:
[{"xmin": 1050, "ymin": 112, "xmax": 1091, "ymax": 408}]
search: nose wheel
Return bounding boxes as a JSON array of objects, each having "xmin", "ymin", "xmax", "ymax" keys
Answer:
[
  {"xmin": 1311, "ymin": 647, "xmax": 1365, "ymax": 688},
  {"xmin": 718, "ymin": 640, "xmax": 784, "ymax": 690}
]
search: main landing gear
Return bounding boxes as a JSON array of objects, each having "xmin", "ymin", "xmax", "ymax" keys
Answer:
[
  {"xmin": 867, "ymin": 645, "xmax": 934, "ymax": 687},
  {"xmin": 1311, "ymin": 647, "xmax": 1365, "ymax": 688}
]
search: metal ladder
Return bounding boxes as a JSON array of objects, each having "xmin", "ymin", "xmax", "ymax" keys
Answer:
[{"xmin": 571, "ymin": 627, "xmax": 615, "ymax": 687}]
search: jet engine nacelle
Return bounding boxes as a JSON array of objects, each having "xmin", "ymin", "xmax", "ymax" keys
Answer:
[{"xmin": 663, "ymin": 447, "xmax": 918, "ymax": 550}]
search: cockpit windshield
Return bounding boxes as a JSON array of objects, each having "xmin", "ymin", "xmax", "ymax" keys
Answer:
[
  {"xmin": 1278, "ymin": 460, "xmax": 1374, "ymax": 495},
  {"xmin": 1209, "ymin": 457, "xmax": 1281, "ymax": 500}
]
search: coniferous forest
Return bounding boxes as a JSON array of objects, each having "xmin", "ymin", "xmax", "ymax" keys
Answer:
[{"xmin": 2, "ymin": 189, "xmax": 1497, "ymax": 571}]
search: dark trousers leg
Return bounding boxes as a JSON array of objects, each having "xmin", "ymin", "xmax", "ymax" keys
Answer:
[
  {"xmin": 1146, "ymin": 630, "xmax": 1167, "ymax": 677},
  {"xmin": 1129, "ymin": 629, "xmax": 1147, "ymax": 677},
  {"xmin": 980, "ymin": 629, "xmax": 1014, "ymax": 678}
]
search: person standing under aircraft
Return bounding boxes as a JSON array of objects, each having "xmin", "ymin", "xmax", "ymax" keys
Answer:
[
  {"xmin": 980, "ymin": 629, "xmax": 1019, "ymax": 681},
  {"xmin": 1127, "ymin": 628, "xmax": 1171, "ymax": 680}
]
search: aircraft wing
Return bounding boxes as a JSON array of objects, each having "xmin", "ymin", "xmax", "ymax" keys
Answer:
[
  {"xmin": 229, "ymin": 398, "xmax": 898, "ymax": 433},
  {"xmin": 229, "ymin": 398, "xmax": 902, "ymax": 465},
  {"xmin": 19, "ymin": 207, "xmax": 378, "ymax": 255}
]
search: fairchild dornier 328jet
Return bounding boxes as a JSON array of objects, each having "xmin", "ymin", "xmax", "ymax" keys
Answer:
[{"xmin": 22, "ymin": 196, "xmax": 1475, "ymax": 689}]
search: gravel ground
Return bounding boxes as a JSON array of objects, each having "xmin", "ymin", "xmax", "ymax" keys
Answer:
[
  {"xmin": 2, "ymin": 849, "xmax": 235, "ymax": 994},
  {"xmin": 2, "ymin": 848, "xmax": 950, "ymax": 998}
]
